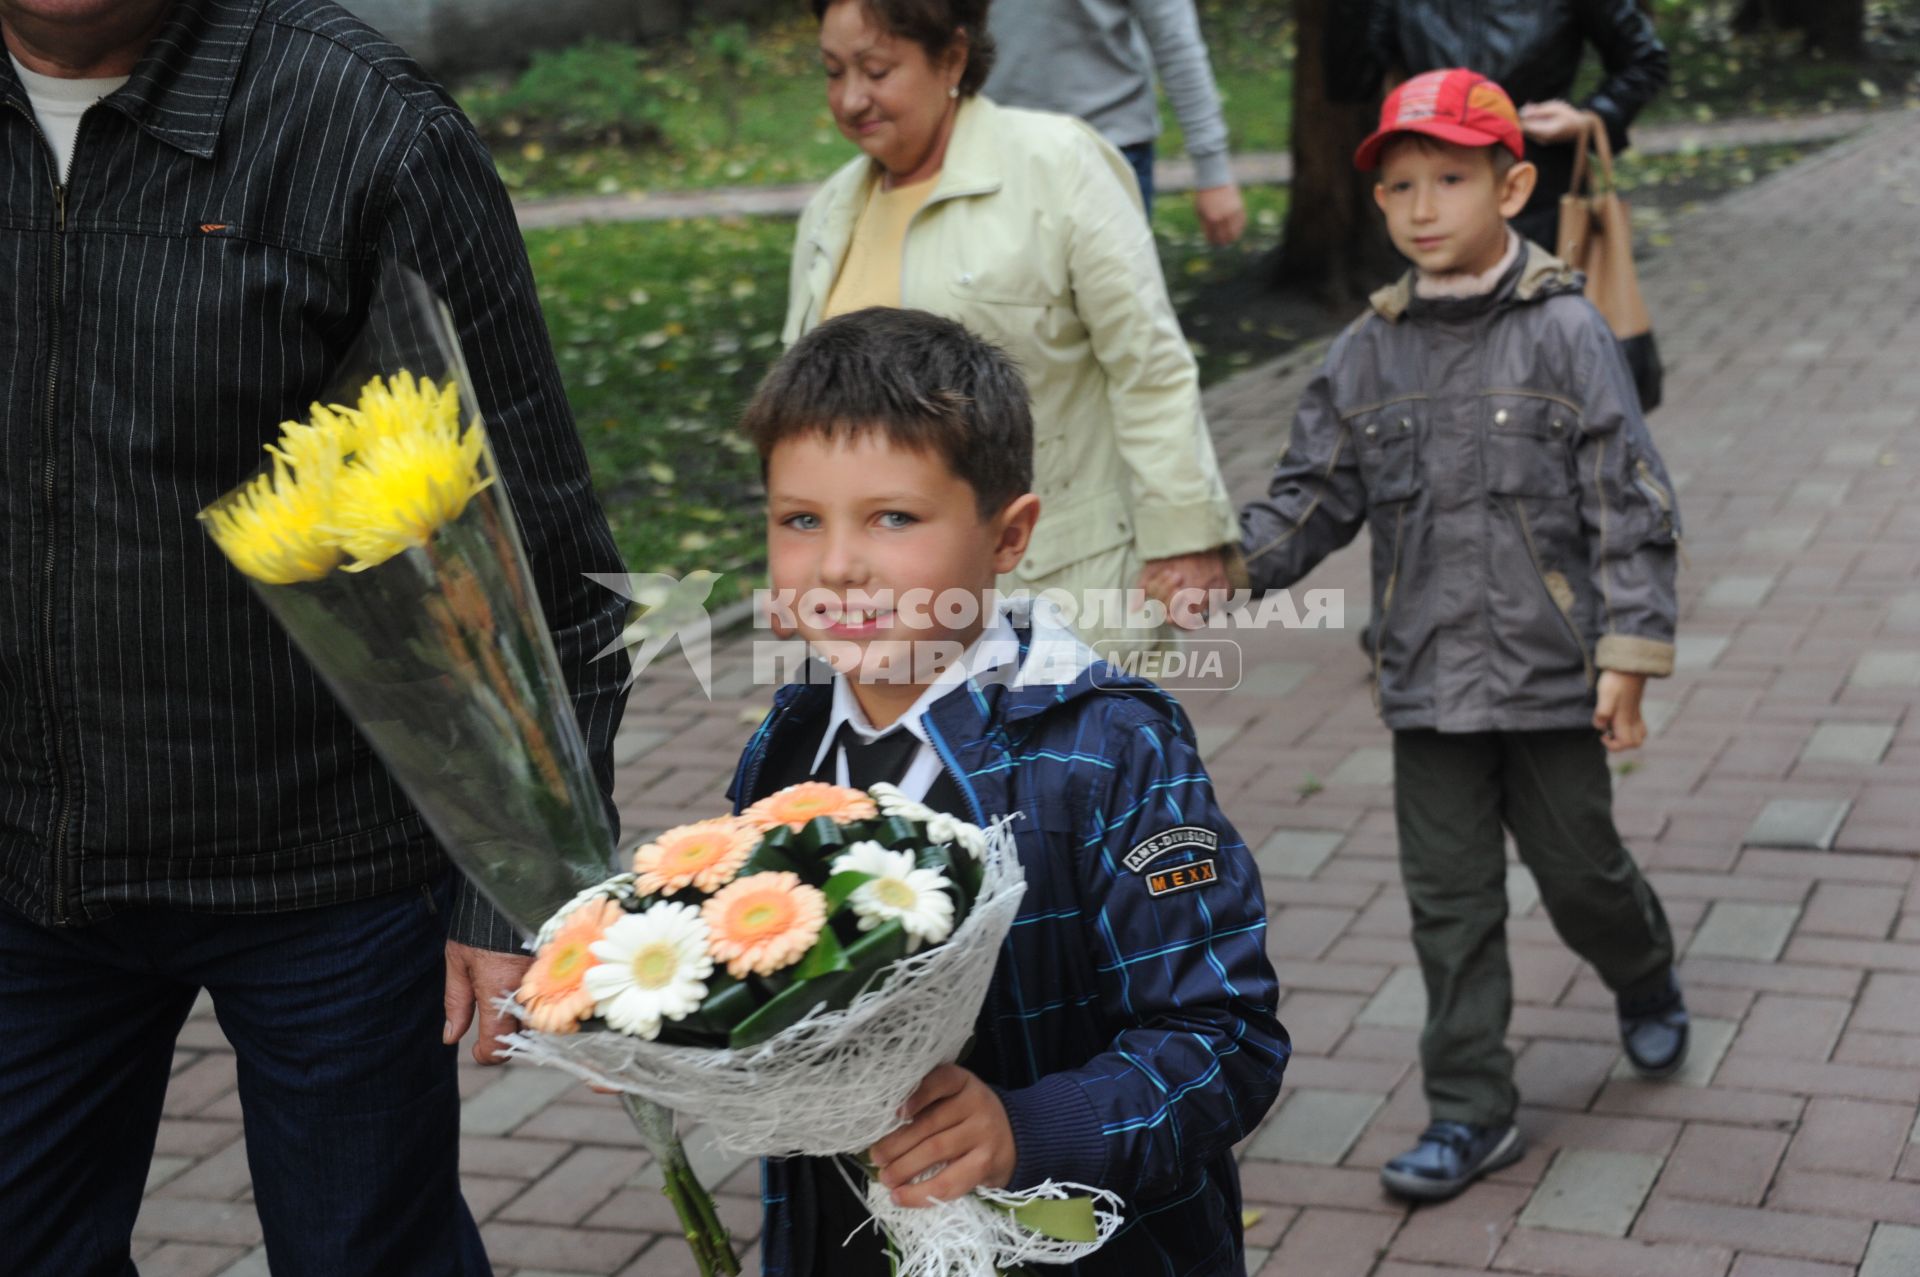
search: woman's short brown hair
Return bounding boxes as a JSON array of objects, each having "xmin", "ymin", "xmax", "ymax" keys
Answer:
[{"xmin": 809, "ymin": 0, "xmax": 997, "ymax": 98}]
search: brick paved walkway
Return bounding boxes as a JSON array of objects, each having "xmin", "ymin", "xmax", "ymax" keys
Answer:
[{"xmin": 137, "ymin": 109, "xmax": 1920, "ymax": 1275}]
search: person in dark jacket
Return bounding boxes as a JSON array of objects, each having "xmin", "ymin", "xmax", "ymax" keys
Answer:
[
  {"xmin": 0, "ymin": 1, "xmax": 629, "ymax": 1273},
  {"xmin": 1328, "ymin": 0, "xmax": 1669, "ymax": 251},
  {"xmin": 731, "ymin": 307, "xmax": 1287, "ymax": 1276},
  {"xmin": 1232, "ymin": 70, "xmax": 1687, "ymax": 1203}
]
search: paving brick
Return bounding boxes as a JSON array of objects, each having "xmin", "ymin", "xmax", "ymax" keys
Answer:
[
  {"xmin": 1767, "ymin": 1170, "xmax": 1920, "ymax": 1226},
  {"xmin": 1590, "ymin": 1080, "xmax": 1802, "ymax": 1130},
  {"xmin": 1743, "ymin": 801, "xmax": 1851, "ymax": 852},
  {"xmin": 1327, "ymin": 746, "xmax": 1395, "ymax": 788},
  {"xmin": 498, "ymin": 1147, "xmax": 649, "ymax": 1226},
  {"xmin": 1633, "ymin": 1198, "xmax": 1869, "ymax": 1264},
  {"xmin": 1259, "ymin": 1206, "xmax": 1402, "ymax": 1277},
  {"xmin": 479, "ymin": 1222, "xmax": 648, "ymax": 1273},
  {"xmin": 1727, "ymin": 994, "xmax": 1853, "ymax": 1063},
  {"xmin": 1657, "ymin": 1125, "xmax": 1790, "ymax": 1207},
  {"xmin": 1494, "ymin": 1229, "xmax": 1734, "ymax": 1277},
  {"xmin": 1798, "ymin": 882, "xmax": 1901, "ymax": 939},
  {"xmin": 213, "ymin": 1247, "xmax": 269, "ymax": 1277},
  {"xmin": 1678, "ymin": 959, "xmax": 1858, "ymax": 999},
  {"xmin": 1357, "ymin": 967, "xmax": 1429, "ymax": 1029},
  {"xmin": 1726, "ymin": 1260, "xmax": 1849, "ymax": 1277},
  {"xmin": 132, "ymin": 1197, "xmax": 265, "ymax": 1248},
  {"xmin": 1515, "ymin": 1040, "xmax": 1621, "ymax": 1113},
  {"xmin": 1688, "ymin": 905, "xmax": 1803, "ymax": 962},
  {"xmin": 1702, "ymin": 575, "xmax": 1777, "ymax": 610},
  {"xmin": 1258, "ymin": 828, "xmax": 1348, "ymax": 878},
  {"xmin": 1390, "ymin": 1183, "xmax": 1531, "ymax": 1268},
  {"xmin": 1861, "ymin": 1224, "xmax": 1920, "ymax": 1277},
  {"xmin": 1715, "ymin": 1054, "xmax": 1920, "ymax": 1104},
  {"xmin": 140, "ymin": 1244, "xmax": 250, "ymax": 1277},
  {"xmin": 1237, "ymin": 1161, "xmax": 1406, "ymax": 1215},
  {"xmin": 1609, "ymin": 1018, "xmax": 1739, "ymax": 1088},
  {"xmin": 1519, "ymin": 1149, "xmax": 1665, "ymax": 1237},
  {"xmin": 460, "ymin": 1066, "xmax": 584, "ymax": 1137},
  {"xmin": 1782, "ymin": 1097, "xmax": 1917, "ymax": 1177},
  {"xmin": 1248, "ymin": 1089, "xmax": 1384, "ymax": 1165},
  {"xmin": 1851, "ymin": 652, "xmax": 1920, "ymax": 688},
  {"xmin": 1799, "ymin": 723, "xmax": 1896, "ymax": 766}
]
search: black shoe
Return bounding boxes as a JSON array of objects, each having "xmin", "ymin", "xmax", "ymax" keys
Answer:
[
  {"xmin": 1380, "ymin": 1121, "xmax": 1524, "ymax": 1202},
  {"xmin": 1618, "ymin": 968, "xmax": 1690, "ymax": 1079}
]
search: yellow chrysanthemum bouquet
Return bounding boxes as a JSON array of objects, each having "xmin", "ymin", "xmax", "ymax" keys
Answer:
[{"xmin": 198, "ymin": 267, "xmax": 736, "ymax": 1274}]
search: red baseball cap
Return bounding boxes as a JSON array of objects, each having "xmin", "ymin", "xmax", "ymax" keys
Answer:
[{"xmin": 1353, "ymin": 68, "xmax": 1526, "ymax": 172}]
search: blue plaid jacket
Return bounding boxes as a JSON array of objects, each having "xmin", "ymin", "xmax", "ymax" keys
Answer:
[{"xmin": 727, "ymin": 626, "xmax": 1289, "ymax": 1276}]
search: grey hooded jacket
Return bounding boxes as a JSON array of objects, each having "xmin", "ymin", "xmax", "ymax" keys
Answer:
[{"xmin": 1239, "ymin": 243, "xmax": 1679, "ymax": 733}]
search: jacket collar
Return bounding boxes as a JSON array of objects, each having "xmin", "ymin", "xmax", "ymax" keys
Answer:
[
  {"xmin": 1369, "ymin": 238, "xmax": 1581, "ymax": 323},
  {"xmin": 1, "ymin": 0, "xmax": 265, "ymax": 161},
  {"xmin": 809, "ymin": 93, "xmax": 1006, "ymax": 251}
]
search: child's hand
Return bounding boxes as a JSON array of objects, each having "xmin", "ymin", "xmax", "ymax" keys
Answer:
[
  {"xmin": 869, "ymin": 1064, "xmax": 1017, "ymax": 1208},
  {"xmin": 1594, "ymin": 671, "xmax": 1649, "ymax": 752}
]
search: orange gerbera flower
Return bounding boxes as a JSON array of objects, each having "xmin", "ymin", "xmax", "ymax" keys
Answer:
[
  {"xmin": 743, "ymin": 782, "xmax": 877, "ymax": 833},
  {"xmin": 701, "ymin": 872, "xmax": 828, "ymax": 978},
  {"xmin": 517, "ymin": 898, "xmax": 624, "ymax": 1034},
  {"xmin": 632, "ymin": 817, "xmax": 759, "ymax": 895}
]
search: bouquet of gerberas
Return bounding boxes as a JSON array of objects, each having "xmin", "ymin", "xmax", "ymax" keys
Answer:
[{"xmin": 506, "ymin": 780, "xmax": 1124, "ymax": 1277}]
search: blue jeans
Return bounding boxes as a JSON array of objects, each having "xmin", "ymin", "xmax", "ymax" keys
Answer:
[
  {"xmin": 0, "ymin": 874, "xmax": 490, "ymax": 1277},
  {"xmin": 1120, "ymin": 140, "xmax": 1155, "ymax": 216}
]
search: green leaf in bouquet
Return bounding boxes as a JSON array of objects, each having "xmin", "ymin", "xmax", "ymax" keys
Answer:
[
  {"xmin": 791, "ymin": 924, "xmax": 851, "ymax": 981},
  {"xmin": 822, "ymin": 870, "xmax": 875, "ymax": 914},
  {"xmin": 757, "ymin": 824, "xmax": 796, "ymax": 854},
  {"xmin": 741, "ymin": 838, "xmax": 807, "ymax": 880},
  {"xmin": 1004, "ymin": 1196, "xmax": 1099, "ymax": 1243},
  {"xmin": 727, "ymin": 920, "xmax": 910, "ymax": 1049},
  {"xmin": 868, "ymin": 815, "xmax": 921, "ymax": 849},
  {"xmin": 793, "ymin": 815, "xmax": 848, "ymax": 857},
  {"xmin": 665, "ymin": 973, "xmax": 762, "ymax": 1043},
  {"xmin": 914, "ymin": 844, "xmax": 974, "ymax": 930}
]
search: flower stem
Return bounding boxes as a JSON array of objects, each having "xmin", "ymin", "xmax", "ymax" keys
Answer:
[{"xmin": 620, "ymin": 1095, "xmax": 740, "ymax": 1277}]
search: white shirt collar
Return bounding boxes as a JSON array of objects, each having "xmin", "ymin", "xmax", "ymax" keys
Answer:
[{"xmin": 809, "ymin": 612, "xmax": 1021, "ymax": 776}]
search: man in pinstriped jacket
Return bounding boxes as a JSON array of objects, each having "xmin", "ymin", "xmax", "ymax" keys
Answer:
[{"xmin": 0, "ymin": 1, "xmax": 629, "ymax": 1272}]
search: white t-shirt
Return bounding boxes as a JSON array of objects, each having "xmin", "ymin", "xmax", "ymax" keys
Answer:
[{"xmin": 8, "ymin": 54, "xmax": 128, "ymax": 182}]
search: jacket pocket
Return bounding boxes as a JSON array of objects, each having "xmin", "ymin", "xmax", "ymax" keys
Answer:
[
  {"xmin": 1015, "ymin": 487, "xmax": 1136, "ymax": 580},
  {"xmin": 1348, "ymin": 404, "xmax": 1423, "ymax": 506},
  {"xmin": 1509, "ymin": 497, "xmax": 1596, "ymax": 688},
  {"xmin": 1484, "ymin": 394, "xmax": 1576, "ymax": 498},
  {"xmin": 1629, "ymin": 454, "xmax": 1679, "ymax": 546}
]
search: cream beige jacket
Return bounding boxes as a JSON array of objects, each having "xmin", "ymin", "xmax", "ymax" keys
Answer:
[{"xmin": 784, "ymin": 96, "xmax": 1237, "ymax": 650}]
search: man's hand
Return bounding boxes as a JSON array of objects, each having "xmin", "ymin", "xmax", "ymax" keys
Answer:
[
  {"xmin": 1594, "ymin": 671, "xmax": 1649, "ymax": 753},
  {"xmin": 1141, "ymin": 550, "xmax": 1230, "ymax": 630},
  {"xmin": 870, "ymin": 1064, "xmax": 1016, "ymax": 1208},
  {"xmin": 1194, "ymin": 182, "xmax": 1247, "ymax": 247},
  {"xmin": 444, "ymin": 941, "xmax": 532, "ymax": 1065},
  {"xmin": 1519, "ymin": 100, "xmax": 1589, "ymax": 146}
]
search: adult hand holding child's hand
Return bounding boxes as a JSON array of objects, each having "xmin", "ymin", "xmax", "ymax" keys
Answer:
[
  {"xmin": 1518, "ymin": 99, "xmax": 1590, "ymax": 145},
  {"xmin": 1594, "ymin": 671, "xmax": 1649, "ymax": 752},
  {"xmin": 1141, "ymin": 550, "xmax": 1230, "ymax": 630},
  {"xmin": 870, "ymin": 1063, "xmax": 1016, "ymax": 1207}
]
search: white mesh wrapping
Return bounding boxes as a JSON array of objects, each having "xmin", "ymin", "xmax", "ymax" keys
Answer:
[{"xmin": 501, "ymin": 819, "xmax": 1124, "ymax": 1271}]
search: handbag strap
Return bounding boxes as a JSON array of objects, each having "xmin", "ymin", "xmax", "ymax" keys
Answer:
[{"xmin": 1568, "ymin": 113, "xmax": 1616, "ymax": 197}]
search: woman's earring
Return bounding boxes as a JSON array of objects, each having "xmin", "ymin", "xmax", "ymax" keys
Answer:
[{"xmin": 949, "ymin": 86, "xmax": 960, "ymax": 99}]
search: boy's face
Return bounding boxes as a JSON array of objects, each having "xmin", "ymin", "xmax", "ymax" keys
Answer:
[
  {"xmin": 766, "ymin": 428, "xmax": 1038, "ymax": 724},
  {"xmin": 1373, "ymin": 139, "xmax": 1536, "ymax": 278}
]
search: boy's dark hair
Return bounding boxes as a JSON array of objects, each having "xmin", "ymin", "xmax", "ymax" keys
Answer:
[
  {"xmin": 741, "ymin": 307, "xmax": 1033, "ymax": 515},
  {"xmin": 808, "ymin": 0, "xmax": 997, "ymax": 97},
  {"xmin": 1377, "ymin": 131, "xmax": 1518, "ymax": 179}
]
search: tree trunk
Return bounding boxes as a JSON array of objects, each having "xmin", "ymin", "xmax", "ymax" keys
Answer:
[
  {"xmin": 1731, "ymin": 0, "xmax": 1865, "ymax": 57},
  {"xmin": 1268, "ymin": 0, "xmax": 1398, "ymax": 307}
]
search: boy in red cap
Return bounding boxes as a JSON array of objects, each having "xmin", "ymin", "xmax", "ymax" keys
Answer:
[{"xmin": 1235, "ymin": 69, "xmax": 1688, "ymax": 1201}]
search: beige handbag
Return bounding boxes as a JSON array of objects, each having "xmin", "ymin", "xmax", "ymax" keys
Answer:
[{"xmin": 1557, "ymin": 115, "xmax": 1662, "ymax": 410}]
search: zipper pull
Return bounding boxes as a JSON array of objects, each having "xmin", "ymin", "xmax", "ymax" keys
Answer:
[{"xmin": 54, "ymin": 183, "xmax": 67, "ymax": 231}]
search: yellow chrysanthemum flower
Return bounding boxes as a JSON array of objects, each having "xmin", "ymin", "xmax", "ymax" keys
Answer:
[
  {"xmin": 202, "ymin": 418, "xmax": 347, "ymax": 584},
  {"xmin": 326, "ymin": 374, "xmax": 494, "ymax": 572}
]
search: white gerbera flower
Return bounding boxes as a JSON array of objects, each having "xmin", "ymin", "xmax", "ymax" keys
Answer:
[
  {"xmin": 832, "ymin": 840, "xmax": 956, "ymax": 948},
  {"xmin": 583, "ymin": 901, "xmax": 713, "ymax": 1040},
  {"xmin": 870, "ymin": 782, "xmax": 939, "ymax": 824},
  {"xmin": 926, "ymin": 812, "xmax": 989, "ymax": 861}
]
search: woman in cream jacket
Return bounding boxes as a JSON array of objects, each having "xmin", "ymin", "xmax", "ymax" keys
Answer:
[{"xmin": 785, "ymin": 0, "xmax": 1237, "ymax": 653}]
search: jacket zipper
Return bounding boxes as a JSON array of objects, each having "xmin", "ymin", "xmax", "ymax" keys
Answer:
[
  {"xmin": 921, "ymin": 715, "xmax": 987, "ymax": 827},
  {"xmin": 1372, "ymin": 504, "xmax": 1408, "ymax": 708},
  {"xmin": 1632, "ymin": 460, "xmax": 1674, "ymax": 532},
  {"xmin": 1510, "ymin": 498, "xmax": 1596, "ymax": 688},
  {"xmin": 12, "ymin": 103, "xmax": 76, "ymax": 922}
]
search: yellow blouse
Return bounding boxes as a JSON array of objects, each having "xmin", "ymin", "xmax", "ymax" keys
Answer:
[{"xmin": 821, "ymin": 173, "xmax": 936, "ymax": 321}]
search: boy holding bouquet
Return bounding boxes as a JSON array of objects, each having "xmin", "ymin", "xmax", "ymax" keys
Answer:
[{"xmin": 729, "ymin": 307, "xmax": 1288, "ymax": 1276}]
